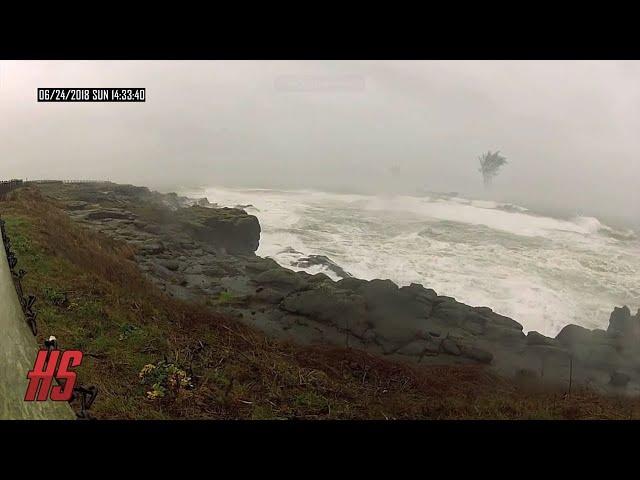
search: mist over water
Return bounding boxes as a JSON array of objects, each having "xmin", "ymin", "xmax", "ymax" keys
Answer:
[
  {"xmin": 182, "ymin": 186, "xmax": 639, "ymax": 337},
  {"xmin": 2, "ymin": 61, "xmax": 640, "ymax": 230}
]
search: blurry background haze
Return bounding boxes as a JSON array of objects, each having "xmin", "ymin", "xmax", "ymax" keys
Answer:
[{"xmin": 1, "ymin": 60, "xmax": 638, "ymax": 227}]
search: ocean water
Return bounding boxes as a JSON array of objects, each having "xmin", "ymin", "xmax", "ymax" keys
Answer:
[{"xmin": 181, "ymin": 187, "xmax": 639, "ymax": 337}]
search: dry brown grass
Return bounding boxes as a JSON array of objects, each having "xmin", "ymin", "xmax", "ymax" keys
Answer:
[{"xmin": 3, "ymin": 186, "xmax": 640, "ymax": 419}]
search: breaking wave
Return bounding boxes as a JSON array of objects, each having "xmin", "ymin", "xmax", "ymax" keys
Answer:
[{"xmin": 181, "ymin": 186, "xmax": 639, "ymax": 337}]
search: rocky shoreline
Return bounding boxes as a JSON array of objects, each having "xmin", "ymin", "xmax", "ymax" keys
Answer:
[{"xmin": 35, "ymin": 181, "xmax": 640, "ymax": 395}]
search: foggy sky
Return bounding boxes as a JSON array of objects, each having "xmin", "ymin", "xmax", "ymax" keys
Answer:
[{"xmin": 1, "ymin": 60, "xmax": 638, "ymax": 227}]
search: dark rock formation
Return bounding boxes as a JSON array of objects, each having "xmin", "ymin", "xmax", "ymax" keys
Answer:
[
  {"xmin": 179, "ymin": 207, "xmax": 260, "ymax": 254},
  {"xmin": 607, "ymin": 306, "xmax": 640, "ymax": 337},
  {"xmin": 610, "ymin": 371, "xmax": 631, "ymax": 388},
  {"xmin": 293, "ymin": 254, "xmax": 352, "ymax": 279},
  {"xmin": 84, "ymin": 209, "xmax": 136, "ymax": 221},
  {"xmin": 556, "ymin": 324, "xmax": 594, "ymax": 346},
  {"xmin": 526, "ymin": 331, "xmax": 557, "ymax": 346}
]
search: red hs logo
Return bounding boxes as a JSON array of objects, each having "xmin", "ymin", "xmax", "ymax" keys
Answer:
[{"xmin": 25, "ymin": 350, "xmax": 83, "ymax": 401}]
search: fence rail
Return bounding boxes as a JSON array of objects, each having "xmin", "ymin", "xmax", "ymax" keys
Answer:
[
  {"xmin": 25, "ymin": 179, "xmax": 107, "ymax": 184},
  {"xmin": 0, "ymin": 179, "xmax": 110, "ymax": 199}
]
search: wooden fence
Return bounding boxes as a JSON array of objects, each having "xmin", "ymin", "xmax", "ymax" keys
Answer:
[
  {"xmin": 0, "ymin": 180, "xmax": 24, "ymax": 200},
  {"xmin": 26, "ymin": 179, "xmax": 106, "ymax": 184}
]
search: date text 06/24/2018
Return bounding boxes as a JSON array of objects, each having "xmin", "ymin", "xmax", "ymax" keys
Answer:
[{"xmin": 37, "ymin": 88, "xmax": 146, "ymax": 102}]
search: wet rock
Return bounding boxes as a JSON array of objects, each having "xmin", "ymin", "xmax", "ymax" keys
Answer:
[
  {"xmin": 307, "ymin": 272, "xmax": 333, "ymax": 285},
  {"xmin": 362, "ymin": 329, "xmax": 377, "ymax": 343},
  {"xmin": 610, "ymin": 371, "xmax": 631, "ymax": 388},
  {"xmin": 462, "ymin": 321, "xmax": 485, "ymax": 336},
  {"xmin": 363, "ymin": 279, "xmax": 399, "ymax": 296},
  {"xmin": 377, "ymin": 338, "xmax": 402, "ymax": 355},
  {"xmin": 459, "ymin": 344, "xmax": 493, "ymax": 364},
  {"xmin": 254, "ymin": 268, "xmax": 307, "ymax": 292},
  {"xmin": 431, "ymin": 302, "xmax": 468, "ymax": 326},
  {"xmin": 579, "ymin": 344, "xmax": 623, "ymax": 368},
  {"xmin": 293, "ymin": 254, "xmax": 352, "ymax": 279},
  {"xmin": 607, "ymin": 306, "xmax": 640, "ymax": 337},
  {"xmin": 84, "ymin": 209, "xmax": 136, "ymax": 221},
  {"xmin": 481, "ymin": 311, "xmax": 523, "ymax": 331},
  {"xmin": 162, "ymin": 191, "xmax": 191, "ymax": 210},
  {"xmin": 150, "ymin": 263, "xmax": 177, "ymax": 282},
  {"xmin": 397, "ymin": 339, "xmax": 429, "ymax": 356},
  {"xmin": 202, "ymin": 265, "xmax": 229, "ymax": 277},
  {"xmin": 484, "ymin": 325, "xmax": 526, "ymax": 343},
  {"xmin": 179, "ymin": 206, "xmax": 260, "ymax": 254},
  {"xmin": 464, "ymin": 310, "xmax": 489, "ymax": 326},
  {"xmin": 589, "ymin": 329, "xmax": 620, "ymax": 348},
  {"xmin": 515, "ymin": 368, "xmax": 539, "ymax": 383},
  {"xmin": 139, "ymin": 241, "xmax": 165, "ymax": 254},
  {"xmin": 244, "ymin": 257, "xmax": 280, "ymax": 274},
  {"xmin": 336, "ymin": 277, "xmax": 368, "ymax": 291},
  {"xmin": 556, "ymin": 324, "xmax": 593, "ymax": 346},
  {"xmin": 591, "ymin": 329, "xmax": 611, "ymax": 340},
  {"xmin": 441, "ymin": 338, "xmax": 461, "ymax": 356},
  {"xmin": 138, "ymin": 222, "xmax": 162, "ymax": 234},
  {"xmin": 360, "ymin": 279, "xmax": 434, "ymax": 338},
  {"xmin": 112, "ymin": 184, "xmax": 153, "ymax": 199},
  {"xmin": 473, "ymin": 306, "xmax": 494, "ymax": 316},
  {"xmin": 527, "ymin": 331, "xmax": 558, "ymax": 346},
  {"xmin": 400, "ymin": 284, "xmax": 438, "ymax": 304},
  {"xmin": 254, "ymin": 288, "xmax": 285, "ymax": 304},
  {"xmin": 281, "ymin": 287, "xmax": 366, "ymax": 331},
  {"xmin": 159, "ymin": 259, "xmax": 180, "ymax": 271},
  {"xmin": 65, "ymin": 200, "xmax": 89, "ymax": 210},
  {"xmin": 183, "ymin": 263, "xmax": 203, "ymax": 275},
  {"xmin": 435, "ymin": 295, "xmax": 457, "ymax": 304}
]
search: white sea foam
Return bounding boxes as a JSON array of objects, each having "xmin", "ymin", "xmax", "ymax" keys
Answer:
[{"xmin": 181, "ymin": 186, "xmax": 640, "ymax": 337}]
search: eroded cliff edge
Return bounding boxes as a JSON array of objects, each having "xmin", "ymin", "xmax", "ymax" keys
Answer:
[{"xmin": 36, "ymin": 181, "xmax": 640, "ymax": 395}]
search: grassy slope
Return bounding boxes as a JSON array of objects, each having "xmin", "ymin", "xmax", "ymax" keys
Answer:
[{"xmin": 3, "ymin": 186, "xmax": 640, "ymax": 420}]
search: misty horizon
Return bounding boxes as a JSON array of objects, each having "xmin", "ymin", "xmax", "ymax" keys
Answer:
[{"xmin": 1, "ymin": 60, "xmax": 639, "ymax": 228}]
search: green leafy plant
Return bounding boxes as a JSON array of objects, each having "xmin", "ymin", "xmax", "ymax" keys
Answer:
[
  {"xmin": 43, "ymin": 286, "xmax": 69, "ymax": 307},
  {"xmin": 139, "ymin": 360, "xmax": 193, "ymax": 400},
  {"xmin": 118, "ymin": 323, "xmax": 140, "ymax": 341}
]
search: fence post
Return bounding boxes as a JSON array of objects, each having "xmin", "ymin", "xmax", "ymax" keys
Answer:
[{"xmin": 568, "ymin": 354, "xmax": 573, "ymax": 395}]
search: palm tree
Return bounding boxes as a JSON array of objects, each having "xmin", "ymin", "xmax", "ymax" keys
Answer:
[{"xmin": 478, "ymin": 150, "xmax": 508, "ymax": 188}]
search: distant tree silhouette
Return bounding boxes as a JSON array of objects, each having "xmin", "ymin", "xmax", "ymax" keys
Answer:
[{"xmin": 478, "ymin": 151, "xmax": 508, "ymax": 188}]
